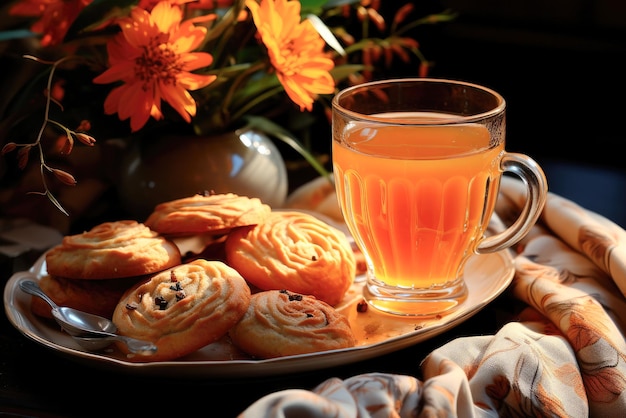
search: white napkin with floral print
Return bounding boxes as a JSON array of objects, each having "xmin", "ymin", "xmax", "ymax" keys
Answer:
[{"xmin": 239, "ymin": 176, "xmax": 626, "ymax": 417}]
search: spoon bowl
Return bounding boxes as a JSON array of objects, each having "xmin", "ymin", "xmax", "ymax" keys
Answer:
[
  {"xmin": 52, "ymin": 305, "xmax": 118, "ymax": 335},
  {"xmin": 19, "ymin": 280, "xmax": 157, "ymax": 355}
]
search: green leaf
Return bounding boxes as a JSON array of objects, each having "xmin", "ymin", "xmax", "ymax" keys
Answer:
[
  {"xmin": 307, "ymin": 14, "xmax": 345, "ymax": 56},
  {"xmin": 243, "ymin": 116, "xmax": 330, "ymax": 180},
  {"xmin": 300, "ymin": 0, "xmax": 330, "ymax": 8},
  {"xmin": 318, "ymin": 0, "xmax": 360, "ymax": 7},
  {"xmin": 64, "ymin": 0, "xmax": 139, "ymax": 40},
  {"xmin": 202, "ymin": 2, "xmax": 242, "ymax": 43},
  {"xmin": 331, "ymin": 64, "xmax": 366, "ymax": 82}
]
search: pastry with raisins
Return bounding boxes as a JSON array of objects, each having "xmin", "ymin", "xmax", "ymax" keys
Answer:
[
  {"xmin": 112, "ymin": 259, "xmax": 251, "ymax": 362},
  {"xmin": 229, "ymin": 289, "xmax": 356, "ymax": 359}
]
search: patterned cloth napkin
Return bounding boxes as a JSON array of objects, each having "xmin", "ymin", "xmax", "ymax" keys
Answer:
[{"xmin": 240, "ymin": 176, "xmax": 626, "ymax": 417}]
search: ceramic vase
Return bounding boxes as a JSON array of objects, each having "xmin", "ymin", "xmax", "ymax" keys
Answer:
[{"xmin": 117, "ymin": 128, "xmax": 288, "ymax": 220}]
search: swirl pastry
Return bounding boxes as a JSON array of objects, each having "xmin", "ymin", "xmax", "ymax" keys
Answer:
[
  {"xmin": 144, "ymin": 192, "xmax": 272, "ymax": 236},
  {"xmin": 45, "ymin": 220, "xmax": 181, "ymax": 280},
  {"xmin": 112, "ymin": 259, "xmax": 251, "ymax": 362},
  {"xmin": 229, "ymin": 290, "xmax": 357, "ymax": 359},
  {"xmin": 225, "ymin": 211, "xmax": 356, "ymax": 306}
]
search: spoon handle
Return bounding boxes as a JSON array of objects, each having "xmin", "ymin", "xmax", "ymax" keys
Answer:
[
  {"xmin": 20, "ymin": 279, "xmax": 157, "ymax": 355},
  {"xmin": 19, "ymin": 280, "xmax": 59, "ymax": 309},
  {"xmin": 117, "ymin": 336, "xmax": 158, "ymax": 355},
  {"xmin": 77, "ymin": 335, "xmax": 157, "ymax": 354},
  {"xmin": 78, "ymin": 329, "xmax": 157, "ymax": 354}
]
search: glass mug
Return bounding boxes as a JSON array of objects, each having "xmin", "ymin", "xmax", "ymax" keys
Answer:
[{"xmin": 332, "ymin": 78, "xmax": 548, "ymax": 316}]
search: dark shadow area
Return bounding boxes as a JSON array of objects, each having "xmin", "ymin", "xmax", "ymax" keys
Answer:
[
  {"xmin": 422, "ymin": 0, "xmax": 626, "ymax": 226},
  {"xmin": 540, "ymin": 158, "xmax": 626, "ymax": 228}
]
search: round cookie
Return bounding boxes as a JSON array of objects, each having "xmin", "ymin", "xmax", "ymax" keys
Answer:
[
  {"xmin": 144, "ymin": 192, "xmax": 272, "ymax": 236},
  {"xmin": 225, "ymin": 210, "xmax": 356, "ymax": 306},
  {"xmin": 112, "ymin": 259, "xmax": 251, "ymax": 362},
  {"xmin": 45, "ymin": 220, "xmax": 181, "ymax": 280},
  {"xmin": 229, "ymin": 289, "xmax": 357, "ymax": 359}
]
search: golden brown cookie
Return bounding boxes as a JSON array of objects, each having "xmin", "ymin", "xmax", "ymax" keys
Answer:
[
  {"xmin": 112, "ymin": 259, "xmax": 251, "ymax": 362},
  {"xmin": 144, "ymin": 192, "xmax": 272, "ymax": 236},
  {"xmin": 45, "ymin": 220, "xmax": 181, "ymax": 280},
  {"xmin": 30, "ymin": 274, "xmax": 143, "ymax": 319},
  {"xmin": 225, "ymin": 210, "xmax": 356, "ymax": 306},
  {"xmin": 229, "ymin": 289, "xmax": 357, "ymax": 359}
]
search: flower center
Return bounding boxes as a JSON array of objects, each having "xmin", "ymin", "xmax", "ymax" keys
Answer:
[{"xmin": 135, "ymin": 39, "xmax": 181, "ymax": 89}]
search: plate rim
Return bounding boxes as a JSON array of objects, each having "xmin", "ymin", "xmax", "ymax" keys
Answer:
[{"xmin": 4, "ymin": 250, "xmax": 514, "ymax": 378}]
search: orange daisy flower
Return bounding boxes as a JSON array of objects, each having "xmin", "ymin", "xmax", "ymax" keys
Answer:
[
  {"xmin": 9, "ymin": 0, "xmax": 92, "ymax": 47},
  {"xmin": 93, "ymin": 1, "xmax": 216, "ymax": 132},
  {"xmin": 246, "ymin": 0, "xmax": 335, "ymax": 111}
]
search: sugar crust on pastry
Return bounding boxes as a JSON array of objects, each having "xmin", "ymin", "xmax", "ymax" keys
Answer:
[
  {"xmin": 225, "ymin": 210, "xmax": 356, "ymax": 306},
  {"xmin": 45, "ymin": 220, "xmax": 181, "ymax": 280},
  {"xmin": 229, "ymin": 289, "xmax": 357, "ymax": 359},
  {"xmin": 112, "ymin": 259, "xmax": 251, "ymax": 362},
  {"xmin": 144, "ymin": 192, "xmax": 272, "ymax": 236}
]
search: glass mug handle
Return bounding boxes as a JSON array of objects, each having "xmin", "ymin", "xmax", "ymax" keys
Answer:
[{"xmin": 476, "ymin": 153, "xmax": 548, "ymax": 254}]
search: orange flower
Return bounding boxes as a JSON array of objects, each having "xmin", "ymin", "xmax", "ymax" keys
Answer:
[
  {"xmin": 9, "ymin": 0, "xmax": 92, "ymax": 47},
  {"xmin": 92, "ymin": 1, "xmax": 216, "ymax": 132},
  {"xmin": 246, "ymin": 0, "xmax": 335, "ymax": 111}
]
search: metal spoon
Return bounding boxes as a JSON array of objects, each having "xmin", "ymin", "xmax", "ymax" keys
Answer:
[{"xmin": 19, "ymin": 280, "xmax": 157, "ymax": 355}]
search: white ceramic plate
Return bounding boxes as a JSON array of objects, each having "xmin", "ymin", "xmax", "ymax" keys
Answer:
[{"xmin": 4, "ymin": 250, "xmax": 514, "ymax": 378}]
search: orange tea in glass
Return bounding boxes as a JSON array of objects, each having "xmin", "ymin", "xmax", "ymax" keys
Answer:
[{"xmin": 332, "ymin": 79, "xmax": 547, "ymax": 316}]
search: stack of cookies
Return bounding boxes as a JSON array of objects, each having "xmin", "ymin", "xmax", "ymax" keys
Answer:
[
  {"xmin": 31, "ymin": 192, "xmax": 359, "ymax": 362},
  {"xmin": 34, "ymin": 220, "xmax": 182, "ymax": 319}
]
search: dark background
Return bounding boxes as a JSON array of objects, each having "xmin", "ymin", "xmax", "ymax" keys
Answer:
[
  {"xmin": 427, "ymin": 0, "xmax": 625, "ymax": 166},
  {"xmin": 412, "ymin": 0, "xmax": 626, "ymax": 226},
  {"xmin": 2, "ymin": 0, "xmax": 625, "ymax": 228}
]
